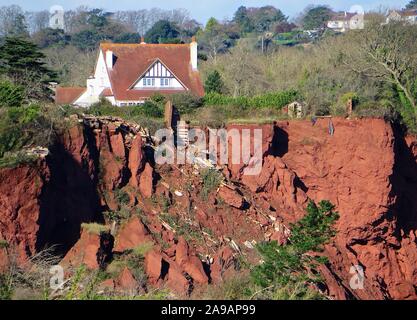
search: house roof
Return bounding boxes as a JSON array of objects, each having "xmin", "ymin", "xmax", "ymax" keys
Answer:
[
  {"xmin": 329, "ymin": 12, "xmax": 356, "ymax": 21},
  {"xmin": 400, "ymin": 9, "xmax": 417, "ymax": 17},
  {"xmin": 100, "ymin": 88, "xmax": 113, "ymax": 97},
  {"xmin": 55, "ymin": 87, "xmax": 86, "ymax": 105},
  {"xmin": 100, "ymin": 42, "xmax": 204, "ymax": 101}
]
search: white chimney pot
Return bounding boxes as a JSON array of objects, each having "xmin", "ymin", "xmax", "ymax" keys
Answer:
[{"xmin": 106, "ymin": 50, "xmax": 113, "ymax": 69}]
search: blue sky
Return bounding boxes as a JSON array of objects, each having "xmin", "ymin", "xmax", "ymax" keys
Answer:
[{"xmin": 0, "ymin": 0, "xmax": 410, "ymax": 23}]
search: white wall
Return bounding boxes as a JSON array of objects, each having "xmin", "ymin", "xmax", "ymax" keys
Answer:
[
  {"xmin": 75, "ymin": 50, "xmax": 111, "ymax": 107},
  {"xmin": 134, "ymin": 77, "xmax": 184, "ymax": 89}
]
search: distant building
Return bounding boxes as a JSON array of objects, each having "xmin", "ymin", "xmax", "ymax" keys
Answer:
[
  {"xmin": 386, "ymin": 9, "xmax": 417, "ymax": 24},
  {"xmin": 56, "ymin": 37, "xmax": 204, "ymax": 107},
  {"xmin": 49, "ymin": 5, "xmax": 65, "ymax": 30},
  {"xmin": 327, "ymin": 12, "xmax": 364, "ymax": 32}
]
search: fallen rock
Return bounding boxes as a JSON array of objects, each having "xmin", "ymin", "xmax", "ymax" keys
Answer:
[
  {"xmin": 218, "ymin": 187, "xmax": 245, "ymax": 209},
  {"xmin": 114, "ymin": 217, "xmax": 152, "ymax": 252},
  {"xmin": 61, "ymin": 230, "xmax": 101, "ymax": 270},
  {"xmin": 145, "ymin": 250, "xmax": 165, "ymax": 283},
  {"xmin": 210, "ymin": 247, "xmax": 236, "ymax": 284},
  {"xmin": 166, "ymin": 265, "xmax": 191, "ymax": 296},
  {"xmin": 116, "ymin": 267, "xmax": 138, "ymax": 292},
  {"xmin": 175, "ymin": 237, "xmax": 208, "ymax": 284}
]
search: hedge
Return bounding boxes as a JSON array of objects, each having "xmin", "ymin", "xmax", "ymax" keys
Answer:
[{"xmin": 203, "ymin": 90, "xmax": 298, "ymax": 109}]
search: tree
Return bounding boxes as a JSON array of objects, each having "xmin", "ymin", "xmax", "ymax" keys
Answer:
[
  {"xmin": 114, "ymin": 32, "xmax": 141, "ymax": 43},
  {"xmin": 32, "ymin": 28, "xmax": 69, "ymax": 48},
  {"xmin": 250, "ymin": 6, "xmax": 287, "ymax": 32},
  {"xmin": 197, "ymin": 18, "xmax": 233, "ymax": 60},
  {"xmin": 0, "ymin": 5, "xmax": 27, "ymax": 36},
  {"xmin": 301, "ymin": 5, "xmax": 333, "ymax": 30},
  {"xmin": 145, "ymin": 20, "xmax": 180, "ymax": 43},
  {"xmin": 343, "ymin": 21, "xmax": 417, "ymax": 129},
  {"xmin": 0, "ymin": 80, "xmax": 24, "ymax": 108},
  {"xmin": 0, "ymin": 37, "xmax": 56, "ymax": 100},
  {"xmin": 25, "ymin": 10, "xmax": 49, "ymax": 34},
  {"xmin": 205, "ymin": 70, "xmax": 224, "ymax": 94},
  {"xmin": 71, "ymin": 29, "xmax": 102, "ymax": 50},
  {"xmin": 251, "ymin": 200, "xmax": 339, "ymax": 296},
  {"xmin": 0, "ymin": 6, "xmax": 29, "ymax": 38},
  {"xmin": 233, "ymin": 6, "xmax": 253, "ymax": 33},
  {"xmin": 405, "ymin": 0, "xmax": 417, "ymax": 9},
  {"xmin": 275, "ymin": 22, "xmax": 297, "ymax": 34}
]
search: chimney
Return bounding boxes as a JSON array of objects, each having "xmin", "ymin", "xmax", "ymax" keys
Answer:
[
  {"xmin": 106, "ymin": 50, "xmax": 113, "ymax": 69},
  {"xmin": 190, "ymin": 36, "xmax": 198, "ymax": 71},
  {"xmin": 140, "ymin": 36, "xmax": 146, "ymax": 44}
]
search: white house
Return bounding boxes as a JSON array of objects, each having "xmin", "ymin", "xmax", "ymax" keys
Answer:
[
  {"xmin": 327, "ymin": 12, "xmax": 364, "ymax": 32},
  {"xmin": 56, "ymin": 37, "xmax": 204, "ymax": 107},
  {"xmin": 386, "ymin": 9, "xmax": 417, "ymax": 24}
]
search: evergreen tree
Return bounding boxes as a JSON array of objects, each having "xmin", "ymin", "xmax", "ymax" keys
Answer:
[
  {"xmin": 205, "ymin": 70, "xmax": 224, "ymax": 94},
  {"xmin": 145, "ymin": 20, "xmax": 180, "ymax": 44},
  {"xmin": 406, "ymin": 0, "xmax": 417, "ymax": 9},
  {"xmin": 251, "ymin": 200, "xmax": 339, "ymax": 293},
  {"xmin": 8, "ymin": 13, "xmax": 29, "ymax": 38},
  {"xmin": 233, "ymin": 6, "xmax": 253, "ymax": 33},
  {"xmin": 302, "ymin": 6, "xmax": 333, "ymax": 30},
  {"xmin": 0, "ymin": 37, "xmax": 56, "ymax": 101}
]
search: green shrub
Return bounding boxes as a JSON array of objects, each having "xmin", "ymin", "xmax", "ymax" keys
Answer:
[
  {"xmin": 0, "ymin": 274, "xmax": 13, "ymax": 300},
  {"xmin": 130, "ymin": 101, "xmax": 163, "ymax": 118},
  {"xmin": 0, "ymin": 239, "xmax": 8, "ymax": 249},
  {"xmin": 114, "ymin": 188, "xmax": 130, "ymax": 206},
  {"xmin": 201, "ymin": 168, "xmax": 223, "ymax": 200},
  {"xmin": 354, "ymin": 101, "xmax": 397, "ymax": 121},
  {"xmin": 340, "ymin": 92, "xmax": 359, "ymax": 105},
  {"xmin": 171, "ymin": 92, "xmax": 203, "ymax": 114},
  {"xmin": 150, "ymin": 93, "xmax": 166, "ymax": 105},
  {"xmin": 0, "ymin": 80, "xmax": 25, "ymax": 108},
  {"xmin": 81, "ymin": 223, "xmax": 110, "ymax": 235},
  {"xmin": 203, "ymin": 90, "xmax": 298, "ymax": 109},
  {"xmin": 251, "ymin": 200, "xmax": 339, "ymax": 298},
  {"xmin": 0, "ymin": 151, "xmax": 37, "ymax": 169},
  {"xmin": 0, "ymin": 105, "xmax": 50, "ymax": 159},
  {"xmin": 204, "ymin": 274, "xmax": 252, "ymax": 300}
]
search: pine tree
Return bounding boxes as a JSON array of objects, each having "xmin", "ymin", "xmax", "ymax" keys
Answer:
[
  {"xmin": 204, "ymin": 70, "xmax": 224, "ymax": 94},
  {"xmin": 0, "ymin": 37, "xmax": 56, "ymax": 101}
]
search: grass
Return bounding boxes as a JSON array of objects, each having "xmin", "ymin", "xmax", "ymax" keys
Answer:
[
  {"xmin": 81, "ymin": 223, "xmax": 110, "ymax": 235},
  {"xmin": 132, "ymin": 243, "xmax": 153, "ymax": 257}
]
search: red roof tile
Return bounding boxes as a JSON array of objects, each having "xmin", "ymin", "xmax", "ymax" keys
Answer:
[
  {"xmin": 55, "ymin": 87, "xmax": 86, "ymax": 105},
  {"xmin": 100, "ymin": 42, "xmax": 204, "ymax": 101},
  {"xmin": 100, "ymin": 88, "xmax": 113, "ymax": 97},
  {"xmin": 400, "ymin": 10, "xmax": 417, "ymax": 17}
]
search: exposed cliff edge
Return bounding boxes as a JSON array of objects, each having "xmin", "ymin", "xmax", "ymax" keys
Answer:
[{"xmin": 0, "ymin": 116, "xmax": 416, "ymax": 299}]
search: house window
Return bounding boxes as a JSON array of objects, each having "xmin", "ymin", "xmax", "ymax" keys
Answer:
[
  {"xmin": 143, "ymin": 78, "xmax": 155, "ymax": 87},
  {"xmin": 160, "ymin": 78, "xmax": 170, "ymax": 87}
]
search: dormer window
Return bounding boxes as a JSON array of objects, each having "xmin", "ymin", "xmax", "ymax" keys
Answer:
[
  {"xmin": 143, "ymin": 78, "xmax": 155, "ymax": 87},
  {"xmin": 160, "ymin": 78, "xmax": 170, "ymax": 87}
]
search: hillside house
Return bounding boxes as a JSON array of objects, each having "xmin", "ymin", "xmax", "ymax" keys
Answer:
[
  {"xmin": 327, "ymin": 12, "xmax": 364, "ymax": 32},
  {"xmin": 56, "ymin": 37, "xmax": 204, "ymax": 107},
  {"xmin": 386, "ymin": 9, "xmax": 417, "ymax": 24}
]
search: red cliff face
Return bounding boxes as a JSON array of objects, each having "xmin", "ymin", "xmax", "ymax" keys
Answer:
[
  {"xmin": 227, "ymin": 119, "xmax": 417, "ymax": 300},
  {"xmin": 0, "ymin": 117, "xmax": 149, "ymax": 261},
  {"xmin": 0, "ymin": 116, "xmax": 416, "ymax": 299}
]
